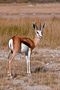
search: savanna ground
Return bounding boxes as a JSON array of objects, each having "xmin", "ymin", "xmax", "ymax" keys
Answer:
[{"xmin": 0, "ymin": 3, "xmax": 60, "ymax": 90}]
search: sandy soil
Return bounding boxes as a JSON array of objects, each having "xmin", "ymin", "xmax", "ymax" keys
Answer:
[
  {"xmin": 0, "ymin": 3, "xmax": 60, "ymax": 19},
  {"xmin": 0, "ymin": 48, "xmax": 60, "ymax": 90}
]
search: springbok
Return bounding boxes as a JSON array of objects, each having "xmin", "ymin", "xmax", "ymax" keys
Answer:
[{"xmin": 8, "ymin": 22, "xmax": 45, "ymax": 78}]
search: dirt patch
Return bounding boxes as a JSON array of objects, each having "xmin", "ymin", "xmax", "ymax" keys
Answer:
[{"xmin": 0, "ymin": 48, "xmax": 60, "ymax": 90}]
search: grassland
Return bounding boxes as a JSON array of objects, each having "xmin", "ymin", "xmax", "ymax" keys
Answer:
[
  {"xmin": 0, "ymin": 3, "xmax": 60, "ymax": 49},
  {"xmin": 0, "ymin": 3, "xmax": 60, "ymax": 90},
  {"xmin": 0, "ymin": 48, "xmax": 60, "ymax": 90},
  {"xmin": 0, "ymin": 16, "xmax": 60, "ymax": 49}
]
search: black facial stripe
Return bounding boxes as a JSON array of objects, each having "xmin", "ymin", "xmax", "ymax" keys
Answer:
[{"xmin": 37, "ymin": 32, "xmax": 39, "ymax": 34}]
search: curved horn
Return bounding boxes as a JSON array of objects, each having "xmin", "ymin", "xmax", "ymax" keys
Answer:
[
  {"xmin": 39, "ymin": 23, "xmax": 41, "ymax": 30},
  {"xmin": 43, "ymin": 23, "xmax": 45, "ymax": 29}
]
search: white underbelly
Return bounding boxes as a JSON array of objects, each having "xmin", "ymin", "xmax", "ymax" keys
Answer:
[{"xmin": 21, "ymin": 43, "xmax": 29, "ymax": 53}]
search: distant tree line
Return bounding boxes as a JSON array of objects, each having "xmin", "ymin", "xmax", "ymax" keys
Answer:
[{"xmin": 0, "ymin": 0, "xmax": 60, "ymax": 3}]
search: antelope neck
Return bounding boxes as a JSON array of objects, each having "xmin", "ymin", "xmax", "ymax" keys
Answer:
[{"xmin": 34, "ymin": 36, "xmax": 40, "ymax": 47}]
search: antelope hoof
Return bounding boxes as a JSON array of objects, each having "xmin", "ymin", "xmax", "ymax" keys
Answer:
[
  {"xmin": 27, "ymin": 72, "xmax": 31, "ymax": 76},
  {"xmin": 7, "ymin": 72, "xmax": 13, "ymax": 79}
]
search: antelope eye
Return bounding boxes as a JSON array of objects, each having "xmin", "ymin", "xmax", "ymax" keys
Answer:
[{"xmin": 37, "ymin": 32, "xmax": 39, "ymax": 34}]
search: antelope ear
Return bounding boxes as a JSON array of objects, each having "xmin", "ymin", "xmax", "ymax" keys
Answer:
[
  {"xmin": 32, "ymin": 23, "xmax": 36, "ymax": 29},
  {"xmin": 43, "ymin": 23, "xmax": 45, "ymax": 29},
  {"xmin": 32, "ymin": 22, "xmax": 38, "ymax": 30}
]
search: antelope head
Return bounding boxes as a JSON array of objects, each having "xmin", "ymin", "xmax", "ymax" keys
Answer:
[{"xmin": 32, "ymin": 22, "xmax": 45, "ymax": 38}]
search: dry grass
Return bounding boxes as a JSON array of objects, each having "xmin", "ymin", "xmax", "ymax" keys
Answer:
[
  {"xmin": 0, "ymin": 17, "xmax": 60, "ymax": 48},
  {"xmin": 40, "ymin": 17, "xmax": 60, "ymax": 48},
  {"xmin": 0, "ymin": 3, "xmax": 60, "ymax": 90},
  {"xmin": 0, "ymin": 52, "xmax": 59, "ymax": 90},
  {"xmin": 0, "ymin": 3, "xmax": 60, "ymax": 48}
]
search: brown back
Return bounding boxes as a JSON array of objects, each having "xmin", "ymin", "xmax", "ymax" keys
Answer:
[
  {"xmin": 12, "ymin": 36, "xmax": 35, "ymax": 52},
  {"xmin": 21, "ymin": 37, "xmax": 35, "ymax": 50}
]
